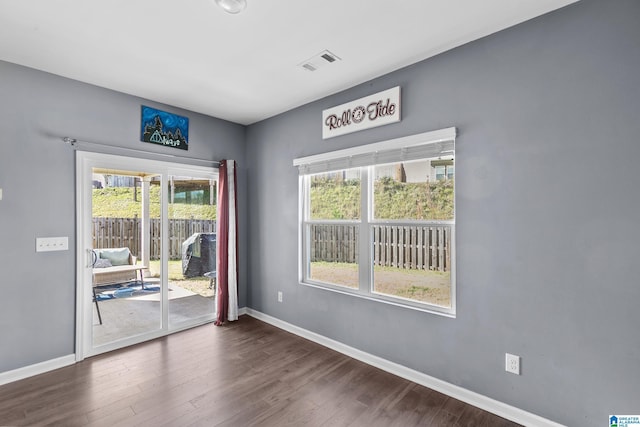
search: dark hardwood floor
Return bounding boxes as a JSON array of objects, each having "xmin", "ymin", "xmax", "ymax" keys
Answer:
[{"xmin": 0, "ymin": 316, "xmax": 521, "ymax": 426}]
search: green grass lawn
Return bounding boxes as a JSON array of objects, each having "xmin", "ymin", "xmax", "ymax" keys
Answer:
[
  {"xmin": 310, "ymin": 261, "xmax": 451, "ymax": 307},
  {"xmin": 147, "ymin": 259, "xmax": 198, "ymax": 281},
  {"xmin": 146, "ymin": 259, "xmax": 213, "ymax": 297}
]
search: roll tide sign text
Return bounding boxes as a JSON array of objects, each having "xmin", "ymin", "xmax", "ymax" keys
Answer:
[{"xmin": 322, "ymin": 86, "xmax": 401, "ymax": 139}]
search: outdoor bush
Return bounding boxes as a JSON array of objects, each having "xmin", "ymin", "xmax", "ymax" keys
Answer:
[
  {"xmin": 93, "ymin": 186, "xmax": 216, "ymax": 219},
  {"xmin": 374, "ymin": 177, "xmax": 453, "ymax": 220},
  {"xmin": 310, "ymin": 177, "xmax": 361, "ymax": 219},
  {"xmin": 309, "ymin": 175, "xmax": 453, "ymax": 220}
]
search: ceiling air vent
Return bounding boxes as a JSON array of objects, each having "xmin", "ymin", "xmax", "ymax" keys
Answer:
[{"xmin": 299, "ymin": 50, "xmax": 341, "ymax": 72}]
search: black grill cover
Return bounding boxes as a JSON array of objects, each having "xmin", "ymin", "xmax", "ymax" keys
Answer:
[{"xmin": 182, "ymin": 232, "xmax": 217, "ymax": 278}]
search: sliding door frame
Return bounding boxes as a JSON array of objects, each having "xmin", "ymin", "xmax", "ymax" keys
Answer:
[{"xmin": 75, "ymin": 151, "xmax": 218, "ymax": 361}]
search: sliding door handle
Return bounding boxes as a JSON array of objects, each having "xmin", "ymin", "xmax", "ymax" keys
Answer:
[{"xmin": 87, "ymin": 249, "xmax": 97, "ymax": 268}]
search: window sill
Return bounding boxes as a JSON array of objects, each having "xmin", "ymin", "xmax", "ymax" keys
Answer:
[{"xmin": 300, "ymin": 280, "xmax": 456, "ymax": 318}]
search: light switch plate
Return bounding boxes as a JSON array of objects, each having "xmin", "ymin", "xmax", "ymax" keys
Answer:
[{"xmin": 36, "ymin": 237, "xmax": 69, "ymax": 252}]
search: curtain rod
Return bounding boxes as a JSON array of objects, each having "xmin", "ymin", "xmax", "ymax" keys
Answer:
[{"xmin": 62, "ymin": 137, "xmax": 221, "ymax": 168}]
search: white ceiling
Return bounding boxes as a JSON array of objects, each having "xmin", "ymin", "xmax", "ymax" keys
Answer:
[{"xmin": 0, "ymin": 0, "xmax": 578, "ymax": 125}]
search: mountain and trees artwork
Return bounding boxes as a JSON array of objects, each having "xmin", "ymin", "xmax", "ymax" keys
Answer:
[{"xmin": 141, "ymin": 105, "xmax": 189, "ymax": 150}]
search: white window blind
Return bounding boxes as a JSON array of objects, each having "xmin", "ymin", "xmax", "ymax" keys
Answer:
[{"xmin": 294, "ymin": 127, "xmax": 456, "ymax": 175}]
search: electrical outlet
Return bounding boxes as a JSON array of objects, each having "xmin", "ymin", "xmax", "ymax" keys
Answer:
[
  {"xmin": 505, "ymin": 353, "xmax": 520, "ymax": 375},
  {"xmin": 277, "ymin": 291, "xmax": 283, "ymax": 302}
]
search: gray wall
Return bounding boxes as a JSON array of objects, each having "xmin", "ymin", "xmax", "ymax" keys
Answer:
[
  {"xmin": 245, "ymin": 1, "xmax": 640, "ymax": 425},
  {"xmin": 0, "ymin": 61, "xmax": 247, "ymax": 372},
  {"xmin": 2, "ymin": 0, "xmax": 639, "ymax": 425}
]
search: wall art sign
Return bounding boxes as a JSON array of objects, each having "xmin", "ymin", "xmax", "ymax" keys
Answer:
[
  {"xmin": 322, "ymin": 86, "xmax": 401, "ymax": 139},
  {"xmin": 141, "ymin": 105, "xmax": 189, "ymax": 150}
]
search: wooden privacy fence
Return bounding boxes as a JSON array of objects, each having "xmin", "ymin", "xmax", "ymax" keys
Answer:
[
  {"xmin": 310, "ymin": 224, "xmax": 451, "ymax": 272},
  {"xmin": 310, "ymin": 224, "xmax": 358, "ymax": 266},
  {"xmin": 93, "ymin": 217, "xmax": 216, "ymax": 260}
]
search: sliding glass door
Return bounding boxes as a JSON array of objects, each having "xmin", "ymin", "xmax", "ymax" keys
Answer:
[
  {"xmin": 91, "ymin": 168, "xmax": 163, "ymax": 347},
  {"xmin": 167, "ymin": 174, "xmax": 217, "ymax": 328},
  {"xmin": 77, "ymin": 152, "xmax": 218, "ymax": 359}
]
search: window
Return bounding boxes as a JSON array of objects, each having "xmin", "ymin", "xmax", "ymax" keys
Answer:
[
  {"xmin": 295, "ymin": 128, "xmax": 456, "ymax": 315},
  {"xmin": 307, "ymin": 169, "xmax": 361, "ymax": 288},
  {"xmin": 433, "ymin": 161, "xmax": 454, "ymax": 181}
]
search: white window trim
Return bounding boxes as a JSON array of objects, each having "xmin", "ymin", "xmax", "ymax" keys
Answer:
[
  {"xmin": 295, "ymin": 128, "xmax": 457, "ymax": 317},
  {"xmin": 293, "ymin": 127, "xmax": 456, "ymax": 167}
]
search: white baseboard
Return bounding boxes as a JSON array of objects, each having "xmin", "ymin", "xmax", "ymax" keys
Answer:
[
  {"xmin": 244, "ymin": 308, "xmax": 564, "ymax": 427},
  {"xmin": 0, "ymin": 354, "xmax": 76, "ymax": 387}
]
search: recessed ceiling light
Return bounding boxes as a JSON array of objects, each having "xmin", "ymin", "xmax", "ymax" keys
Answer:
[{"xmin": 214, "ymin": 0, "xmax": 247, "ymax": 14}]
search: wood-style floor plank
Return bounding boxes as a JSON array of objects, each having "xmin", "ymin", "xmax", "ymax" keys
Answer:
[{"xmin": 0, "ymin": 316, "xmax": 522, "ymax": 427}]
